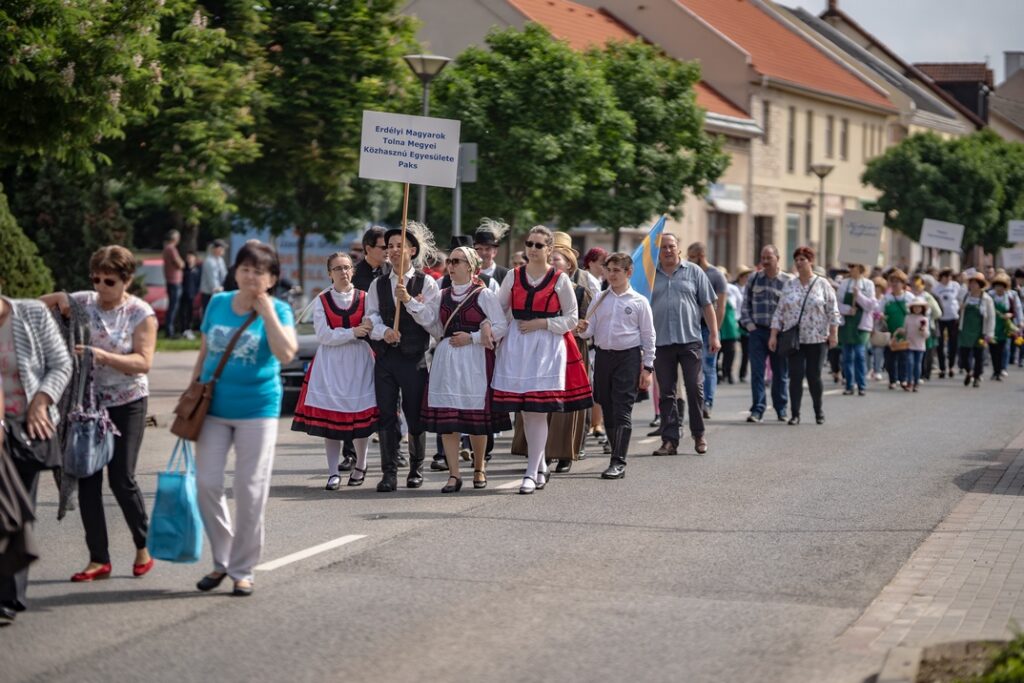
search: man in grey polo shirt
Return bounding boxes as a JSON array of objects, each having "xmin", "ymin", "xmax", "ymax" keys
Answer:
[{"xmin": 651, "ymin": 233, "xmax": 721, "ymax": 455}]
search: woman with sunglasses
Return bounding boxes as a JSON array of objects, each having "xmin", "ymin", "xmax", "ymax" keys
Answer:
[
  {"xmin": 41, "ymin": 246, "xmax": 158, "ymax": 582},
  {"xmin": 421, "ymin": 245, "xmax": 509, "ymax": 492},
  {"xmin": 291, "ymin": 253, "xmax": 377, "ymax": 489},
  {"xmin": 492, "ymin": 226, "xmax": 593, "ymax": 494}
]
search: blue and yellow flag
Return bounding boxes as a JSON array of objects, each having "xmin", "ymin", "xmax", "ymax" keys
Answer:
[{"xmin": 629, "ymin": 215, "xmax": 667, "ymax": 300}]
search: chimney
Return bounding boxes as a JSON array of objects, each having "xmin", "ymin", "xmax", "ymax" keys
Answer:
[
  {"xmin": 827, "ymin": 0, "xmax": 838, "ymax": 11},
  {"xmin": 1006, "ymin": 51, "xmax": 1024, "ymax": 82}
]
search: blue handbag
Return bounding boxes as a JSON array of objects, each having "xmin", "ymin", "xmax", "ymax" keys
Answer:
[
  {"xmin": 64, "ymin": 350, "xmax": 119, "ymax": 479},
  {"xmin": 147, "ymin": 439, "xmax": 204, "ymax": 563}
]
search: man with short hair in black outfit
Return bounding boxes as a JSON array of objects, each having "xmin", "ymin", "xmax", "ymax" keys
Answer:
[
  {"xmin": 365, "ymin": 224, "xmax": 440, "ymax": 492},
  {"xmin": 473, "ymin": 219, "xmax": 510, "ymax": 286}
]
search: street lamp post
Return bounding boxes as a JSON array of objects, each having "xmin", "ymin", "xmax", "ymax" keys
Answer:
[
  {"xmin": 810, "ymin": 162, "xmax": 835, "ymax": 265},
  {"xmin": 403, "ymin": 54, "xmax": 451, "ymax": 225}
]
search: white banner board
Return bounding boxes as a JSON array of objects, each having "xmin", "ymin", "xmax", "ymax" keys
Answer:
[
  {"xmin": 837, "ymin": 209, "xmax": 884, "ymax": 265},
  {"xmin": 1009, "ymin": 220, "xmax": 1024, "ymax": 243},
  {"xmin": 919, "ymin": 219, "xmax": 965, "ymax": 252},
  {"xmin": 1002, "ymin": 247, "xmax": 1024, "ymax": 270},
  {"xmin": 359, "ymin": 110, "xmax": 461, "ymax": 188}
]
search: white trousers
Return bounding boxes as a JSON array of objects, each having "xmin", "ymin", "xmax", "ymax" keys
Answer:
[{"xmin": 195, "ymin": 416, "xmax": 278, "ymax": 583}]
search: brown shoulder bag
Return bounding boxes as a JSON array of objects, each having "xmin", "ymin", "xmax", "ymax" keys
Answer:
[{"xmin": 170, "ymin": 312, "xmax": 258, "ymax": 441}]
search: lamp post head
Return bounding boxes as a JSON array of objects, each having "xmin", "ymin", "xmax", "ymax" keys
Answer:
[
  {"xmin": 403, "ymin": 54, "xmax": 451, "ymax": 84},
  {"xmin": 810, "ymin": 162, "xmax": 835, "ymax": 180}
]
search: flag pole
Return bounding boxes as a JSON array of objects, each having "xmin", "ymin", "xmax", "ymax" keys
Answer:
[{"xmin": 393, "ymin": 182, "xmax": 411, "ymax": 333}]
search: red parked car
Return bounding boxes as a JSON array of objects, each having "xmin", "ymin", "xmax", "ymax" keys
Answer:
[{"xmin": 137, "ymin": 259, "xmax": 169, "ymax": 327}]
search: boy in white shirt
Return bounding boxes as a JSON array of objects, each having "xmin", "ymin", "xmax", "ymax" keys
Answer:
[{"xmin": 578, "ymin": 253, "xmax": 656, "ymax": 480}]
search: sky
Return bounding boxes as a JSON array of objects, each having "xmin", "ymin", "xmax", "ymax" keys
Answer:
[{"xmin": 788, "ymin": 0, "xmax": 1024, "ymax": 84}]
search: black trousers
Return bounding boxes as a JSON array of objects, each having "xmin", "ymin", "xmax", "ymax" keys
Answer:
[
  {"xmin": 937, "ymin": 320, "xmax": 959, "ymax": 372},
  {"xmin": 789, "ymin": 342, "xmax": 826, "ymax": 419},
  {"xmin": 653, "ymin": 342, "xmax": 704, "ymax": 443},
  {"xmin": 594, "ymin": 348, "xmax": 641, "ymax": 428},
  {"xmin": 374, "ymin": 350, "xmax": 428, "ymax": 474},
  {"xmin": 990, "ymin": 340, "xmax": 1006, "ymax": 376},
  {"xmin": 738, "ymin": 335, "xmax": 749, "ymax": 380},
  {"xmin": 78, "ymin": 397, "xmax": 149, "ymax": 564},
  {"xmin": 959, "ymin": 346, "xmax": 985, "ymax": 379},
  {"xmin": 0, "ymin": 459, "xmax": 39, "ymax": 608},
  {"xmin": 720, "ymin": 339, "xmax": 737, "ymax": 383}
]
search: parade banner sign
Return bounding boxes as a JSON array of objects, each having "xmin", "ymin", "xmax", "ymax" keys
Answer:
[
  {"xmin": 919, "ymin": 219, "xmax": 965, "ymax": 252},
  {"xmin": 359, "ymin": 110, "xmax": 461, "ymax": 189},
  {"xmin": 837, "ymin": 209, "xmax": 884, "ymax": 266},
  {"xmin": 1009, "ymin": 220, "xmax": 1024, "ymax": 244},
  {"xmin": 1002, "ymin": 247, "xmax": 1024, "ymax": 270}
]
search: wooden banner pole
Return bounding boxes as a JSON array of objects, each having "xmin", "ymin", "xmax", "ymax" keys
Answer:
[{"xmin": 392, "ymin": 182, "xmax": 411, "ymax": 332}]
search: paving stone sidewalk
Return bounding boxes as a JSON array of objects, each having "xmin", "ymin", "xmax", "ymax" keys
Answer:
[{"xmin": 841, "ymin": 427, "xmax": 1024, "ymax": 652}]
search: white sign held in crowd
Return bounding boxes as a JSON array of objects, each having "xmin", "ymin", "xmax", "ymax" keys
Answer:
[
  {"xmin": 358, "ymin": 110, "xmax": 461, "ymax": 189},
  {"xmin": 837, "ymin": 209, "xmax": 884, "ymax": 265},
  {"xmin": 919, "ymin": 219, "xmax": 965, "ymax": 252},
  {"xmin": 1002, "ymin": 247, "xmax": 1024, "ymax": 271},
  {"xmin": 1008, "ymin": 220, "xmax": 1024, "ymax": 244}
]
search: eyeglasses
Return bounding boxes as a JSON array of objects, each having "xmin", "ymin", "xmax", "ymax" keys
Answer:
[
  {"xmin": 524, "ymin": 240, "xmax": 547, "ymax": 250},
  {"xmin": 330, "ymin": 265, "xmax": 353, "ymax": 273},
  {"xmin": 92, "ymin": 276, "xmax": 119, "ymax": 287},
  {"xmin": 448, "ymin": 258, "xmax": 467, "ymax": 266}
]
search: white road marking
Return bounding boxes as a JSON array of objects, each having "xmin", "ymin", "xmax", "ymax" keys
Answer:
[
  {"xmin": 496, "ymin": 479, "xmax": 524, "ymax": 490},
  {"xmin": 638, "ymin": 437, "xmax": 659, "ymax": 444},
  {"xmin": 823, "ymin": 389, "xmax": 843, "ymax": 396},
  {"xmin": 255, "ymin": 534, "xmax": 366, "ymax": 571}
]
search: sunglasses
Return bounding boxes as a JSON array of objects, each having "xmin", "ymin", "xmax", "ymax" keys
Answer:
[
  {"xmin": 524, "ymin": 240, "xmax": 547, "ymax": 250},
  {"xmin": 92, "ymin": 276, "xmax": 119, "ymax": 287},
  {"xmin": 448, "ymin": 258, "xmax": 467, "ymax": 266}
]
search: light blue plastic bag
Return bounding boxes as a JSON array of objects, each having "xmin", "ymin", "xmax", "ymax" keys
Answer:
[{"xmin": 147, "ymin": 439, "xmax": 204, "ymax": 563}]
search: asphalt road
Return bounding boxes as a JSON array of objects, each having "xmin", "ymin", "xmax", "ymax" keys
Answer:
[{"xmin": 3, "ymin": 350, "xmax": 1023, "ymax": 683}]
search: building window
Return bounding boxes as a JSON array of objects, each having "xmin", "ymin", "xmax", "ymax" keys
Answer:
[
  {"xmin": 824, "ymin": 217, "xmax": 838, "ymax": 269},
  {"xmin": 787, "ymin": 106, "xmax": 796, "ymax": 173},
  {"xmin": 786, "ymin": 213, "xmax": 801, "ymax": 265},
  {"xmin": 707, "ymin": 211, "xmax": 737, "ymax": 272},
  {"xmin": 805, "ymin": 110, "xmax": 813, "ymax": 174},
  {"xmin": 825, "ymin": 115, "xmax": 834, "ymax": 159},
  {"xmin": 754, "ymin": 216, "xmax": 773, "ymax": 261},
  {"xmin": 762, "ymin": 100, "xmax": 771, "ymax": 144},
  {"xmin": 840, "ymin": 118, "xmax": 849, "ymax": 160}
]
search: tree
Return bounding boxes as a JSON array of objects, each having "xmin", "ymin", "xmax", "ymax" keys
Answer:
[
  {"xmin": 234, "ymin": 0, "xmax": 419, "ymax": 291},
  {"xmin": 0, "ymin": 0, "xmax": 164, "ymax": 172},
  {"xmin": 862, "ymin": 132, "xmax": 1004, "ymax": 255},
  {"xmin": 583, "ymin": 41, "xmax": 729, "ymax": 250},
  {"xmin": 0, "ymin": 185, "xmax": 54, "ymax": 297},
  {"xmin": 432, "ymin": 24, "xmax": 634, "ymax": 234}
]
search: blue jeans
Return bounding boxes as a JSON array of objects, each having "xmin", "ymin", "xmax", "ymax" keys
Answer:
[
  {"xmin": 747, "ymin": 326, "xmax": 788, "ymax": 417},
  {"xmin": 889, "ymin": 349, "xmax": 909, "ymax": 385},
  {"xmin": 701, "ymin": 326, "xmax": 717, "ymax": 408},
  {"xmin": 907, "ymin": 349, "xmax": 924, "ymax": 385},
  {"xmin": 841, "ymin": 343, "xmax": 867, "ymax": 390},
  {"xmin": 165, "ymin": 283, "xmax": 182, "ymax": 337},
  {"xmin": 870, "ymin": 346, "xmax": 886, "ymax": 376}
]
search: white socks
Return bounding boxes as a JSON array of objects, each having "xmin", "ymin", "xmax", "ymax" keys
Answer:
[
  {"xmin": 325, "ymin": 439, "xmax": 342, "ymax": 474},
  {"xmin": 522, "ymin": 412, "xmax": 548, "ymax": 480}
]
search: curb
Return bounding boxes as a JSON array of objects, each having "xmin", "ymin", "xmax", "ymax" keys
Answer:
[{"xmin": 876, "ymin": 646, "xmax": 921, "ymax": 683}]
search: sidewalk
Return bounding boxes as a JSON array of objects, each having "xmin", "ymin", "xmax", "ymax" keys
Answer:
[{"xmin": 841, "ymin": 425, "xmax": 1024, "ymax": 652}]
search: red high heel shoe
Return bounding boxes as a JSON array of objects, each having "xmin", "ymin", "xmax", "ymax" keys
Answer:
[
  {"xmin": 133, "ymin": 558, "xmax": 155, "ymax": 577},
  {"xmin": 70, "ymin": 563, "xmax": 112, "ymax": 582}
]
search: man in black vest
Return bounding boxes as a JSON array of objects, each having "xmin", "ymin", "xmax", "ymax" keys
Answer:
[
  {"xmin": 474, "ymin": 219, "xmax": 510, "ymax": 286},
  {"xmin": 365, "ymin": 224, "xmax": 440, "ymax": 492},
  {"xmin": 352, "ymin": 225, "xmax": 391, "ymax": 292}
]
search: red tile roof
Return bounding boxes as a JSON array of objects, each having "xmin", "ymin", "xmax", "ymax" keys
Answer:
[
  {"xmin": 915, "ymin": 63, "xmax": 994, "ymax": 87},
  {"xmin": 509, "ymin": 0, "xmax": 750, "ymax": 119},
  {"xmin": 675, "ymin": 0, "xmax": 893, "ymax": 110}
]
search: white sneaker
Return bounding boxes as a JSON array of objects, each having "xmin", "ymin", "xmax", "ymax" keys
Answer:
[{"xmin": 182, "ymin": 330, "xmax": 195, "ymax": 340}]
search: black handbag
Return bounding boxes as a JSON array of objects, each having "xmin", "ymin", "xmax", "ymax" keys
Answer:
[
  {"xmin": 2, "ymin": 418, "xmax": 62, "ymax": 471},
  {"xmin": 776, "ymin": 277, "xmax": 819, "ymax": 357}
]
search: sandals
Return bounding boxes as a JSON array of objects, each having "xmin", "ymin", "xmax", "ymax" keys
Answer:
[
  {"xmin": 325, "ymin": 474, "xmax": 342, "ymax": 491},
  {"xmin": 473, "ymin": 469, "xmax": 487, "ymax": 489},
  {"xmin": 518, "ymin": 476, "xmax": 537, "ymax": 495},
  {"xmin": 347, "ymin": 467, "xmax": 366, "ymax": 487}
]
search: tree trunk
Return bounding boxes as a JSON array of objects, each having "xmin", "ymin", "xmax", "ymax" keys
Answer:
[
  {"xmin": 612, "ymin": 226, "xmax": 622, "ymax": 252},
  {"xmin": 297, "ymin": 228, "xmax": 307, "ymax": 295}
]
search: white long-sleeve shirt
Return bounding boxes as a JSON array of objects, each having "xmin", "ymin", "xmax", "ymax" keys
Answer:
[
  {"xmin": 497, "ymin": 268, "xmax": 579, "ymax": 335},
  {"xmin": 365, "ymin": 267, "xmax": 440, "ymax": 340},
  {"xmin": 425, "ymin": 282, "xmax": 507, "ymax": 344},
  {"xmin": 580, "ymin": 286, "xmax": 656, "ymax": 367}
]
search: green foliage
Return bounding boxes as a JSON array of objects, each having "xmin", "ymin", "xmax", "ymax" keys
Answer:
[
  {"xmin": 863, "ymin": 131, "xmax": 1024, "ymax": 254},
  {"xmin": 433, "ymin": 24, "xmax": 633, "ymax": 233},
  {"xmin": 961, "ymin": 631, "xmax": 1024, "ymax": 682},
  {"xmin": 0, "ymin": 1, "xmax": 164, "ymax": 171},
  {"xmin": 582, "ymin": 40, "xmax": 729, "ymax": 243},
  {"xmin": 0, "ymin": 185, "xmax": 55, "ymax": 297}
]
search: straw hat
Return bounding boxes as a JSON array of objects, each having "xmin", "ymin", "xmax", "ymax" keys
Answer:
[
  {"xmin": 736, "ymin": 264, "xmax": 754, "ymax": 278},
  {"xmin": 551, "ymin": 231, "xmax": 579, "ymax": 257},
  {"xmin": 991, "ymin": 273, "xmax": 1012, "ymax": 288},
  {"xmin": 908, "ymin": 297, "xmax": 930, "ymax": 313},
  {"xmin": 967, "ymin": 271, "xmax": 988, "ymax": 288}
]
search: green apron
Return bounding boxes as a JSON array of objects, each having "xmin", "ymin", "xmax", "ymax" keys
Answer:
[
  {"xmin": 959, "ymin": 300, "xmax": 983, "ymax": 348},
  {"xmin": 721, "ymin": 300, "xmax": 740, "ymax": 341},
  {"xmin": 884, "ymin": 297, "xmax": 908, "ymax": 336},
  {"xmin": 838, "ymin": 289, "xmax": 868, "ymax": 345},
  {"xmin": 994, "ymin": 298, "xmax": 1009, "ymax": 343}
]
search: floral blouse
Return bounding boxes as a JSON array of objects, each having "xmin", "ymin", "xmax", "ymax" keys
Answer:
[{"xmin": 770, "ymin": 276, "xmax": 842, "ymax": 344}]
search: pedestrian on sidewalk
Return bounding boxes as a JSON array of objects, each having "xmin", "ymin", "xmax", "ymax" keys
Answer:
[
  {"xmin": 958, "ymin": 272, "xmax": 995, "ymax": 388},
  {"xmin": 719, "ymin": 267, "xmax": 742, "ymax": 385},
  {"xmin": 0, "ymin": 295, "xmax": 72, "ymax": 625},
  {"xmin": 837, "ymin": 264, "xmax": 876, "ymax": 396},
  {"xmin": 162, "ymin": 230, "xmax": 185, "ymax": 338},
  {"xmin": 290, "ymin": 253, "xmax": 378, "ymax": 490},
  {"xmin": 199, "ymin": 239, "xmax": 227, "ymax": 320},
  {"xmin": 883, "ymin": 269, "xmax": 915, "ymax": 391},
  {"xmin": 686, "ymin": 243, "xmax": 726, "ymax": 420},
  {"xmin": 868, "ymin": 277, "xmax": 889, "ymax": 381},
  {"xmin": 41, "ymin": 246, "xmax": 158, "ymax": 583},
  {"xmin": 988, "ymin": 273, "xmax": 1016, "ymax": 381},
  {"xmin": 649, "ymin": 234, "xmax": 720, "ymax": 455},
  {"xmin": 180, "ymin": 251, "xmax": 202, "ymax": 337},
  {"xmin": 740, "ymin": 245, "xmax": 792, "ymax": 423},
  {"xmin": 769, "ymin": 246, "xmax": 840, "ymax": 425},
  {"xmin": 904, "ymin": 298, "xmax": 931, "ymax": 392},
  {"xmin": 577, "ymin": 252, "xmax": 656, "ymax": 479},
  {"xmin": 735, "ymin": 266, "xmax": 753, "ymax": 383},
  {"xmin": 932, "ymin": 268, "xmax": 962, "ymax": 378},
  {"xmin": 190, "ymin": 242, "xmax": 297, "ymax": 597}
]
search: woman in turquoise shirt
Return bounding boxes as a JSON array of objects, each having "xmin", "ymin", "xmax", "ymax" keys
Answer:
[{"xmin": 189, "ymin": 242, "xmax": 297, "ymax": 597}]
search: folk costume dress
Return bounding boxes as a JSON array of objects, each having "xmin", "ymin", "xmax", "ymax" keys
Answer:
[
  {"xmin": 291, "ymin": 288, "xmax": 378, "ymax": 439},
  {"xmin": 491, "ymin": 266, "xmax": 593, "ymax": 413},
  {"xmin": 421, "ymin": 281, "xmax": 511, "ymax": 435}
]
